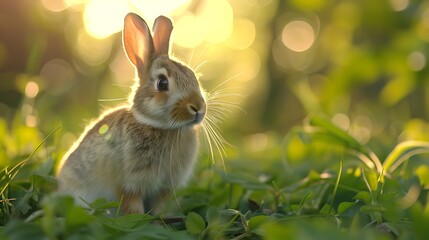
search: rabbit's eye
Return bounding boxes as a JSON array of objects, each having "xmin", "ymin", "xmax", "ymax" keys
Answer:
[{"xmin": 157, "ymin": 74, "xmax": 169, "ymax": 91}]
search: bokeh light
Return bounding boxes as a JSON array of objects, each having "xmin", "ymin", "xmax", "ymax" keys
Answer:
[
  {"xmin": 2, "ymin": 0, "xmax": 429, "ymax": 156},
  {"xmin": 25, "ymin": 82, "xmax": 39, "ymax": 98},
  {"xmin": 41, "ymin": 0, "xmax": 67, "ymax": 12},
  {"xmin": 75, "ymin": 30, "xmax": 113, "ymax": 66},
  {"xmin": 282, "ymin": 20, "xmax": 315, "ymax": 52},
  {"xmin": 226, "ymin": 19, "xmax": 256, "ymax": 50},
  {"xmin": 25, "ymin": 115, "xmax": 38, "ymax": 127},
  {"xmin": 332, "ymin": 113, "xmax": 350, "ymax": 131},
  {"xmin": 2, "ymin": 3, "xmax": 429, "ymax": 237},
  {"xmin": 40, "ymin": 59, "xmax": 75, "ymax": 95},
  {"xmin": 407, "ymin": 51, "xmax": 426, "ymax": 71},
  {"xmin": 245, "ymin": 133, "xmax": 269, "ymax": 152},
  {"xmin": 389, "ymin": 0, "xmax": 409, "ymax": 11}
]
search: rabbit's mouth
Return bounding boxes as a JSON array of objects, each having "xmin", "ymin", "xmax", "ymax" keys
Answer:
[
  {"xmin": 192, "ymin": 111, "xmax": 205, "ymax": 125},
  {"xmin": 193, "ymin": 112, "xmax": 204, "ymax": 124}
]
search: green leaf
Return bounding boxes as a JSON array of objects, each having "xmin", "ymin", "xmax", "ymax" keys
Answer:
[
  {"xmin": 354, "ymin": 191, "xmax": 371, "ymax": 203},
  {"xmin": 411, "ymin": 200, "xmax": 429, "ymax": 240},
  {"xmin": 217, "ymin": 171, "xmax": 271, "ymax": 190},
  {"xmin": 206, "ymin": 206, "xmax": 220, "ymax": 226},
  {"xmin": 416, "ymin": 165, "xmax": 429, "ymax": 187},
  {"xmin": 307, "ymin": 115, "xmax": 364, "ymax": 152},
  {"xmin": 34, "ymin": 157, "xmax": 54, "ymax": 176},
  {"xmin": 111, "ymin": 223, "xmax": 193, "ymax": 240},
  {"xmin": 115, "ymin": 214, "xmax": 153, "ymax": 230},
  {"xmin": 219, "ymin": 209, "xmax": 240, "ymax": 216},
  {"xmin": 363, "ymin": 168, "xmax": 378, "ymax": 192},
  {"xmin": 338, "ymin": 201, "xmax": 356, "ymax": 215},
  {"xmin": 186, "ymin": 212, "xmax": 206, "ymax": 235},
  {"xmin": 383, "ymin": 141, "xmax": 429, "ymax": 173},
  {"xmin": 4, "ymin": 221, "xmax": 45, "ymax": 240},
  {"xmin": 319, "ymin": 204, "xmax": 333, "ymax": 215},
  {"xmin": 248, "ymin": 215, "xmax": 269, "ymax": 233},
  {"xmin": 65, "ymin": 206, "xmax": 95, "ymax": 230},
  {"xmin": 14, "ymin": 189, "xmax": 37, "ymax": 215},
  {"xmin": 360, "ymin": 205, "xmax": 386, "ymax": 214},
  {"xmin": 89, "ymin": 198, "xmax": 119, "ymax": 210}
]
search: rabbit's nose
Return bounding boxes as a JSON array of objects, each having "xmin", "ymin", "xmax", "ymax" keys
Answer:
[
  {"xmin": 187, "ymin": 102, "xmax": 206, "ymax": 123},
  {"xmin": 187, "ymin": 103, "xmax": 198, "ymax": 113}
]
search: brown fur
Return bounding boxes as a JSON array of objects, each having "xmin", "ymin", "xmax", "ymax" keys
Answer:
[{"xmin": 56, "ymin": 13, "xmax": 206, "ymax": 214}]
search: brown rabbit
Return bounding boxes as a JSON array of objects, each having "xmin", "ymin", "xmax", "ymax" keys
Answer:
[{"xmin": 56, "ymin": 13, "xmax": 206, "ymax": 214}]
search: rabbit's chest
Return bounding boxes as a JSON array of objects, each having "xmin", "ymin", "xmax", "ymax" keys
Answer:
[{"xmin": 124, "ymin": 128, "xmax": 198, "ymax": 192}]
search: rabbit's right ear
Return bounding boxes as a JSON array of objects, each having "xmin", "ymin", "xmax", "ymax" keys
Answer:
[{"xmin": 123, "ymin": 13, "xmax": 154, "ymax": 77}]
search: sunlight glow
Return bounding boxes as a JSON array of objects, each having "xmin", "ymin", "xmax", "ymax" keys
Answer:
[
  {"xmin": 45, "ymin": 0, "xmax": 234, "ymax": 48},
  {"xmin": 228, "ymin": 49, "xmax": 260, "ymax": 83},
  {"xmin": 175, "ymin": 14, "xmax": 205, "ymax": 48},
  {"xmin": 175, "ymin": 0, "xmax": 233, "ymax": 48},
  {"xmin": 129, "ymin": 0, "xmax": 191, "ymax": 21},
  {"xmin": 82, "ymin": 0, "xmax": 192, "ymax": 39},
  {"xmin": 282, "ymin": 20, "xmax": 315, "ymax": 52},
  {"xmin": 63, "ymin": 0, "xmax": 86, "ymax": 8},
  {"xmin": 226, "ymin": 19, "xmax": 256, "ymax": 50},
  {"xmin": 200, "ymin": 0, "xmax": 233, "ymax": 43},
  {"xmin": 83, "ymin": 0, "xmax": 128, "ymax": 39}
]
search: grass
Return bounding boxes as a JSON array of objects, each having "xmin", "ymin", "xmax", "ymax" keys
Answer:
[{"xmin": 1, "ymin": 113, "xmax": 429, "ymax": 239}]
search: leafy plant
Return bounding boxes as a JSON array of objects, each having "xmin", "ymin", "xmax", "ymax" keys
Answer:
[{"xmin": 1, "ymin": 114, "xmax": 429, "ymax": 239}]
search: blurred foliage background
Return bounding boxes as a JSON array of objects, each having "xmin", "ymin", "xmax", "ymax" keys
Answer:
[
  {"xmin": 2, "ymin": 1, "xmax": 429, "ymax": 238},
  {"xmin": 1, "ymin": 0, "xmax": 429, "ymax": 162}
]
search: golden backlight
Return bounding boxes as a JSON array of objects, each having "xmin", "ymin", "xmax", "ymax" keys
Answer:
[
  {"xmin": 41, "ymin": 0, "xmax": 237, "ymax": 50},
  {"xmin": 54, "ymin": 0, "xmax": 234, "ymax": 48}
]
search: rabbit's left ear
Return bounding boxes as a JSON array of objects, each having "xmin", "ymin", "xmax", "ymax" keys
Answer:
[
  {"xmin": 152, "ymin": 16, "xmax": 173, "ymax": 56},
  {"xmin": 123, "ymin": 13, "xmax": 154, "ymax": 72}
]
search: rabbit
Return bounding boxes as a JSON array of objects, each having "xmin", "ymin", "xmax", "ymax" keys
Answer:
[{"xmin": 56, "ymin": 12, "xmax": 206, "ymax": 214}]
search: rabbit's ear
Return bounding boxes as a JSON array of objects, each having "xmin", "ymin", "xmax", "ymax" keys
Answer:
[
  {"xmin": 123, "ymin": 13, "xmax": 154, "ymax": 74},
  {"xmin": 152, "ymin": 16, "xmax": 173, "ymax": 56}
]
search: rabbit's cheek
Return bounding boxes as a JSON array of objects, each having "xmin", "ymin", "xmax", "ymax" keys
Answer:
[
  {"xmin": 153, "ymin": 91, "xmax": 168, "ymax": 104},
  {"xmin": 171, "ymin": 103, "xmax": 192, "ymax": 122}
]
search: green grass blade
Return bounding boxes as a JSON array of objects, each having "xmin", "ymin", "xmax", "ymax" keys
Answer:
[
  {"xmin": 329, "ymin": 151, "xmax": 343, "ymax": 215},
  {"xmin": 0, "ymin": 126, "xmax": 60, "ymax": 196},
  {"xmin": 383, "ymin": 141, "xmax": 429, "ymax": 174}
]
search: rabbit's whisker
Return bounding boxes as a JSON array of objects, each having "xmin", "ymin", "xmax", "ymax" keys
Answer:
[
  {"xmin": 187, "ymin": 48, "xmax": 195, "ymax": 67},
  {"xmin": 191, "ymin": 44, "xmax": 212, "ymax": 71},
  {"xmin": 169, "ymin": 129, "xmax": 182, "ymax": 211},
  {"xmin": 209, "ymin": 73, "xmax": 241, "ymax": 93},
  {"xmin": 98, "ymin": 98, "xmax": 128, "ymax": 102},
  {"xmin": 194, "ymin": 59, "xmax": 211, "ymax": 74}
]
